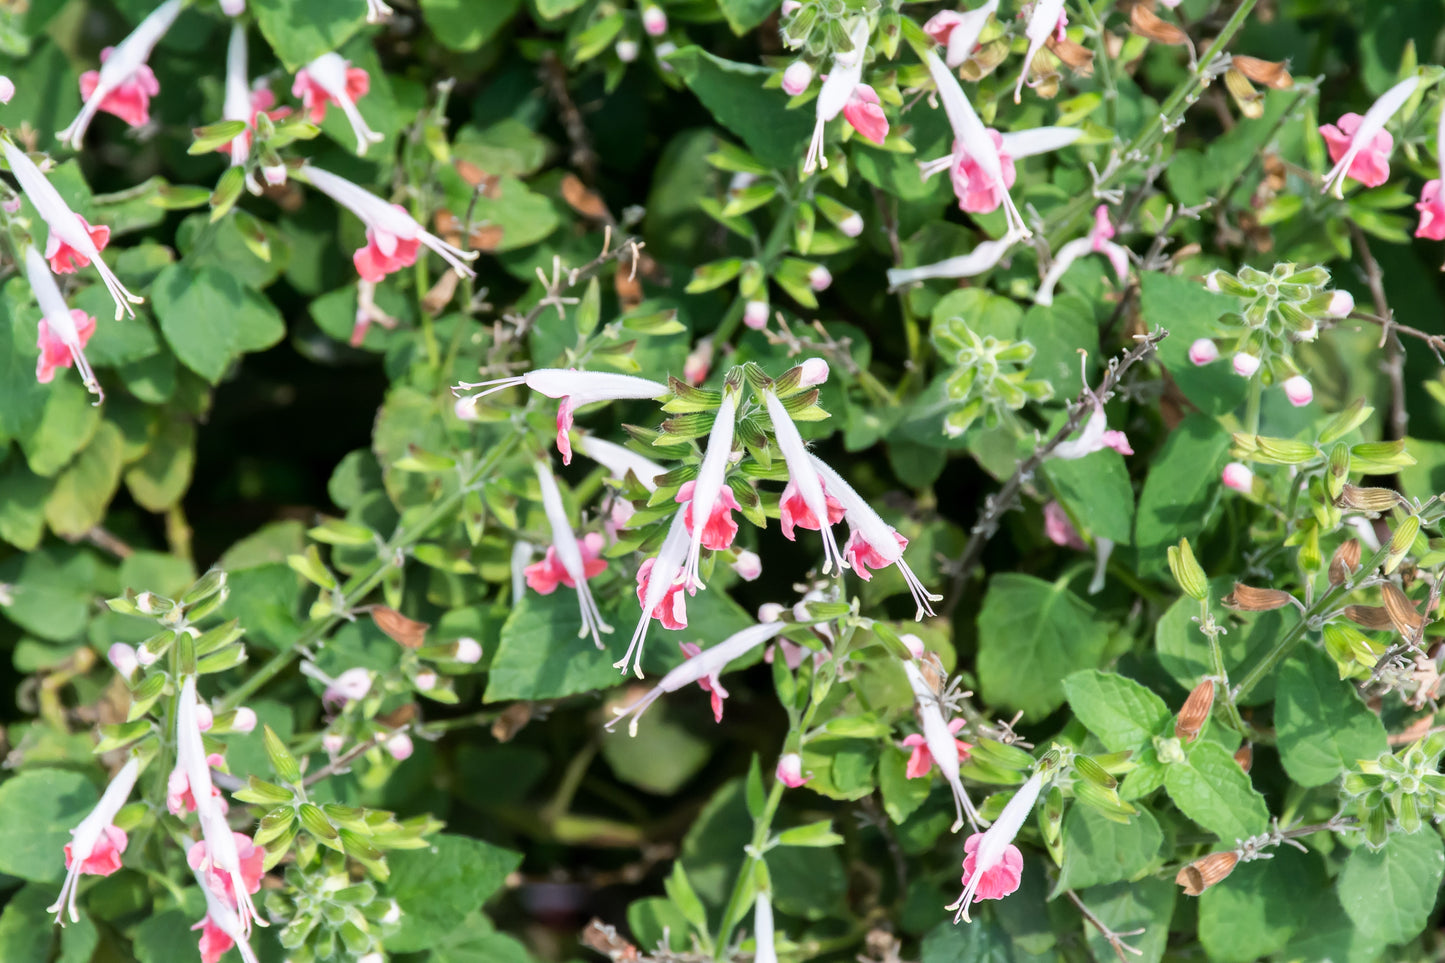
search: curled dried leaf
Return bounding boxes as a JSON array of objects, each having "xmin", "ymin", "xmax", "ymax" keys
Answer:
[
  {"xmin": 1233, "ymin": 55, "xmax": 1293, "ymax": 89},
  {"xmin": 1222, "ymin": 583, "xmax": 1295, "ymax": 612},
  {"xmin": 1045, "ymin": 36, "xmax": 1094, "ymax": 73},
  {"xmin": 1175, "ymin": 679, "xmax": 1215, "ymax": 742},
  {"xmin": 1344, "ymin": 605, "xmax": 1394, "ymax": 631},
  {"xmin": 1335, "ymin": 484, "xmax": 1403, "ymax": 512},
  {"xmin": 1129, "ymin": 3, "xmax": 1189, "ymax": 45},
  {"xmin": 1233, "ymin": 744, "xmax": 1253, "ymax": 773},
  {"xmin": 1329, "ymin": 539, "xmax": 1362, "ymax": 586},
  {"xmin": 491, "ymin": 702, "xmax": 533, "ymax": 743},
  {"xmin": 422, "ymin": 269, "xmax": 459, "ymax": 315},
  {"xmin": 371, "ymin": 605, "xmax": 430, "ymax": 649},
  {"xmin": 434, "ymin": 209, "xmax": 506, "ymax": 253},
  {"xmin": 1380, "ymin": 583, "xmax": 1426, "ymax": 639},
  {"xmin": 561, "ymin": 173, "xmax": 612, "ymax": 220},
  {"xmin": 1176, "ymin": 851, "xmax": 1240, "ymax": 896}
]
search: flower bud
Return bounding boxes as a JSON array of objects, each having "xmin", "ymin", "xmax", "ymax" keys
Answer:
[
  {"xmin": 231, "ymin": 707, "xmax": 258, "ymax": 734},
  {"xmin": 654, "ymin": 41, "xmax": 676, "ymax": 69},
  {"xmin": 1174, "ymin": 680, "xmax": 1215, "ymax": 742},
  {"xmin": 0, "ymin": 76, "xmax": 14, "ymax": 105},
  {"xmin": 1176, "ymin": 851, "xmax": 1239, "ymax": 896},
  {"xmin": 1221, "ymin": 462, "xmax": 1254, "ymax": 493},
  {"xmin": 220, "ymin": 0, "xmax": 245, "ymax": 14},
  {"xmin": 731, "ymin": 549, "xmax": 762, "ymax": 581},
  {"xmin": 108, "ymin": 643, "xmax": 140, "ymax": 678},
  {"xmin": 781, "ymin": 60, "xmax": 813, "ymax": 96},
  {"xmin": 135, "ymin": 591, "xmax": 173, "ymax": 616},
  {"xmin": 1222, "ymin": 583, "xmax": 1294, "ymax": 612},
  {"xmin": 454, "ymin": 395, "xmax": 481, "ymax": 421},
  {"xmin": 838, "ymin": 213, "xmax": 863, "ymax": 237},
  {"xmin": 1204, "ymin": 272, "xmax": 1222, "ymax": 292},
  {"xmin": 798, "ymin": 358, "xmax": 829, "ymax": 387},
  {"xmin": 776, "ymin": 752, "xmax": 809, "ymax": 787},
  {"xmin": 262, "ymin": 162, "xmax": 287, "ymax": 186},
  {"xmin": 642, "ymin": 4, "xmax": 667, "ymax": 36},
  {"xmin": 684, "ymin": 339, "xmax": 714, "ymax": 386},
  {"xmin": 744, "ymin": 299, "xmax": 770, "ymax": 330},
  {"xmin": 415, "ymin": 670, "xmax": 437, "ymax": 691},
  {"xmin": 322, "ymin": 732, "xmax": 345, "ymax": 754},
  {"xmin": 1283, "ymin": 375, "xmax": 1313, "ymax": 407},
  {"xmin": 136, "ymin": 643, "xmax": 159, "ymax": 666},
  {"xmin": 1231, "ymin": 352, "xmax": 1261, "ymax": 377},
  {"xmin": 385, "ymin": 732, "xmax": 414, "ymax": 761},
  {"xmin": 758, "ymin": 602, "xmax": 786, "ymax": 622},
  {"xmin": 616, "ymin": 40, "xmax": 639, "ymax": 62},
  {"xmin": 454, "ymin": 637, "xmax": 483, "ymax": 664},
  {"xmin": 899, "ymin": 633, "xmax": 926, "ymax": 659},
  {"xmin": 1166, "ymin": 538, "xmax": 1208, "ymax": 601},
  {"xmin": 781, "ymin": 0, "xmax": 801, "ymax": 14},
  {"xmin": 2, "ymin": 196, "xmax": 19, "ymax": 214},
  {"xmin": 808, "ymin": 265, "xmax": 832, "ymax": 292},
  {"xmin": 1327, "ymin": 290, "xmax": 1354, "ymax": 317},
  {"xmin": 1188, "ymin": 338, "xmax": 1219, "ymax": 366},
  {"xmin": 195, "ymin": 704, "xmax": 214, "ymax": 732}
]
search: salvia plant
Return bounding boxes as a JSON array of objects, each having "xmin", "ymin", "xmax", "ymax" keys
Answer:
[{"xmin": 3, "ymin": 1, "xmax": 1445, "ymax": 962}]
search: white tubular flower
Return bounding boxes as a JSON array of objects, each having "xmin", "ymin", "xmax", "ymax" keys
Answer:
[
  {"xmin": 925, "ymin": 0, "xmax": 999, "ymax": 69},
  {"xmin": 764, "ymin": 390, "xmax": 846, "ymax": 575},
  {"xmin": 810, "ymin": 455, "xmax": 942, "ymax": 619},
  {"xmin": 886, "ymin": 236, "xmax": 1016, "ymax": 288},
  {"xmin": 606, "ymin": 622, "xmax": 786, "ymax": 736},
  {"xmin": 534, "ymin": 460, "xmax": 613, "ymax": 649},
  {"xmin": 25, "ymin": 246, "xmax": 102, "ymax": 403},
  {"xmin": 510, "ymin": 539, "xmax": 534, "ymax": 603},
  {"xmin": 222, "ymin": 25, "xmax": 253, "ymax": 172},
  {"xmin": 295, "ymin": 164, "xmax": 478, "ymax": 281},
  {"xmin": 946, "ymin": 771, "xmax": 1044, "ymax": 922},
  {"xmin": 57, "ymin": 0, "xmax": 183, "ymax": 149},
  {"xmin": 681, "ymin": 390, "xmax": 738, "ymax": 591},
  {"xmin": 1, "ymin": 138, "xmax": 142, "ymax": 320},
  {"xmin": 575, "ymin": 434, "xmax": 667, "ymax": 491},
  {"xmin": 295, "ymin": 53, "xmax": 383, "ymax": 155},
  {"xmin": 366, "ymin": 0, "xmax": 394, "ymax": 22},
  {"xmin": 754, "ymin": 890, "xmax": 778, "ymax": 963},
  {"xmin": 1321, "ymin": 76, "xmax": 1418, "ymax": 199},
  {"xmin": 923, "ymin": 51, "xmax": 1029, "ymax": 238},
  {"xmin": 803, "ymin": 19, "xmax": 869, "ymax": 173},
  {"xmin": 48, "ymin": 756, "xmax": 140, "ymax": 925},
  {"xmin": 1015, "ymin": 0, "xmax": 1066, "ymax": 103},
  {"xmin": 619, "ymin": 508, "xmax": 691, "ymax": 678},
  {"xmin": 902, "ymin": 661, "xmax": 980, "ymax": 833}
]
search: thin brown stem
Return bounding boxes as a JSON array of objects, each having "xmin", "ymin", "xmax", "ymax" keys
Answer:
[
  {"xmin": 1349, "ymin": 224, "xmax": 1407, "ymax": 440},
  {"xmin": 1067, "ymin": 889, "xmax": 1145, "ymax": 961}
]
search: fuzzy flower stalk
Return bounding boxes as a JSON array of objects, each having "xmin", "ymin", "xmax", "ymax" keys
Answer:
[
  {"xmin": 1319, "ymin": 76, "xmax": 1418, "ymax": 198},
  {"xmin": 58, "ymin": 0, "xmax": 183, "ymax": 148},
  {"xmin": 946, "ymin": 771, "xmax": 1044, "ymax": 922},
  {"xmin": 902, "ymin": 661, "xmax": 979, "ymax": 833},
  {"xmin": 1, "ymin": 137, "xmax": 142, "ymax": 319},
  {"xmin": 607, "ymin": 622, "xmax": 786, "ymax": 736},
  {"xmin": 25, "ymin": 246, "xmax": 101, "ymax": 402},
  {"xmin": 48, "ymin": 756, "xmax": 140, "ymax": 924},
  {"xmin": 534, "ymin": 460, "xmax": 613, "ymax": 649}
]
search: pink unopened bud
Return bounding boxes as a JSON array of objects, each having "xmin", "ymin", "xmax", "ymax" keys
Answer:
[
  {"xmin": 1222, "ymin": 462, "xmax": 1254, "ymax": 493},
  {"xmin": 684, "ymin": 340, "xmax": 713, "ymax": 386},
  {"xmin": 194, "ymin": 704, "xmax": 214, "ymax": 732},
  {"xmin": 899, "ymin": 633, "xmax": 926, "ymax": 659},
  {"xmin": 808, "ymin": 266, "xmax": 832, "ymax": 292},
  {"xmin": 616, "ymin": 40, "xmax": 639, "ymax": 62},
  {"xmin": 0, "ymin": 76, "xmax": 14, "ymax": 104},
  {"xmin": 838, "ymin": 213, "xmax": 864, "ymax": 237},
  {"xmin": 1188, "ymin": 338, "xmax": 1220, "ymax": 366},
  {"xmin": 262, "ymin": 162, "xmax": 287, "ymax": 186},
  {"xmin": 385, "ymin": 732, "xmax": 414, "ymax": 760},
  {"xmin": 776, "ymin": 752, "xmax": 810, "ymax": 788},
  {"xmin": 758, "ymin": 602, "xmax": 786, "ymax": 623},
  {"xmin": 744, "ymin": 299, "xmax": 770, "ymax": 330},
  {"xmin": 220, "ymin": 0, "xmax": 245, "ymax": 14},
  {"xmin": 108, "ymin": 643, "xmax": 139, "ymax": 678},
  {"xmin": 1283, "ymin": 375, "xmax": 1313, "ymax": 407},
  {"xmin": 231, "ymin": 707, "xmax": 258, "ymax": 734},
  {"xmin": 414, "ymin": 670, "xmax": 438, "ymax": 691},
  {"xmin": 1327, "ymin": 290, "xmax": 1354, "ymax": 317},
  {"xmin": 322, "ymin": 733, "xmax": 345, "ymax": 754},
  {"xmin": 781, "ymin": 61, "xmax": 813, "ymax": 96},
  {"xmin": 642, "ymin": 4, "xmax": 667, "ymax": 36},
  {"xmin": 781, "ymin": 0, "xmax": 801, "ymax": 14},
  {"xmin": 1231, "ymin": 352, "xmax": 1261, "ymax": 377},
  {"xmin": 454, "ymin": 637, "xmax": 482, "ymax": 664},
  {"xmin": 798, "ymin": 358, "xmax": 829, "ymax": 387},
  {"xmin": 731, "ymin": 549, "xmax": 762, "ymax": 581},
  {"xmin": 2, "ymin": 196, "xmax": 20, "ymax": 214}
]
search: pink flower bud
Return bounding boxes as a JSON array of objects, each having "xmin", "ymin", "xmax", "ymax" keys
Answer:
[
  {"xmin": 744, "ymin": 299, "xmax": 770, "ymax": 330},
  {"xmin": 616, "ymin": 40, "xmax": 639, "ymax": 62},
  {"xmin": 414, "ymin": 670, "xmax": 437, "ymax": 691},
  {"xmin": 454, "ymin": 637, "xmax": 482, "ymax": 664},
  {"xmin": 1204, "ymin": 272, "xmax": 1223, "ymax": 293},
  {"xmin": 108, "ymin": 643, "xmax": 139, "ymax": 678},
  {"xmin": 385, "ymin": 732, "xmax": 414, "ymax": 761},
  {"xmin": 808, "ymin": 266, "xmax": 832, "ymax": 291},
  {"xmin": 2, "ymin": 197, "xmax": 19, "ymax": 214},
  {"xmin": 262, "ymin": 162, "xmax": 287, "ymax": 186},
  {"xmin": 839, "ymin": 213, "xmax": 864, "ymax": 237},
  {"xmin": 781, "ymin": 61, "xmax": 813, "ymax": 96},
  {"xmin": 781, "ymin": 0, "xmax": 801, "ymax": 14},
  {"xmin": 899, "ymin": 633, "xmax": 926, "ymax": 659},
  {"xmin": 776, "ymin": 752, "xmax": 810, "ymax": 787},
  {"xmin": 1283, "ymin": 375, "xmax": 1313, "ymax": 407},
  {"xmin": 1188, "ymin": 338, "xmax": 1219, "ymax": 366},
  {"xmin": 731, "ymin": 549, "xmax": 762, "ymax": 581},
  {"xmin": 642, "ymin": 4, "xmax": 667, "ymax": 36},
  {"xmin": 0, "ymin": 77, "xmax": 14, "ymax": 104},
  {"xmin": 1327, "ymin": 290, "xmax": 1354, "ymax": 317},
  {"xmin": 1231, "ymin": 352, "xmax": 1261, "ymax": 377},
  {"xmin": 231, "ymin": 707, "xmax": 257, "ymax": 734},
  {"xmin": 322, "ymin": 733, "xmax": 345, "ymax": 754},
  {"xmin": 1222, "ymin": 462, "xmax": 1254, "ymax": 493},
  {"xmin": 798, "ymin": 358, "xmax": 829, "ymax": 387},
  {"xmin": 758, "ymin": 602, "xmax": 786, "ymax": 623},
  {"xmin": 220, "ymin": 0, "xmax": 245, "ymax": 14},
  {"xmin": 684, "ymin": 340, "xmax": 713, "ymax": 386},
  {"xmin": 194, "ymin": 704, "xmax": 214, "ymax": 732}
]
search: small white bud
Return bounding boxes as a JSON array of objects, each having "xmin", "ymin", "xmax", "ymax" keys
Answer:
[
  {"xmin": 642, "ymin": 4, "xmax": 667, "ymax": 36},
  {"xmin": 1188, "ymin": 338, "xmax": 1219, "ymax": 366},
  {"xmin": 1222, "ymin": 462, "xmax": 1254, "ymax": 493},
  {"xmin": 781, "ymin": 61, "xmax": 813, "ymax": 96},
  {"xmin": 385, "ymin": 732, "xmax": 414, "ymax": 761},
  {"xmin": 414, "ymin": 670, "xmax": 438, "ymax": 691},
  {"xmin": 798, "ymin": 358, "xmax": 829, "ymax": 387},
  {"xmin": 758, "ymin": 602, "xmax": 786, "ymax": 623},
  {"xmin": 454, "ymin": 637, "xmax": 482, "ymax": 664},
  {"xmin": 231, "ymin": 707, "xmax": 258, "ymax": 734},
  {"xmin": 899, "ymin": 633, "xmax": 927, "ymax": 659},
  {"xmin": 808, "ymin": 266, "xmax": 832, "ymax": 292},
  {"xmin": 616, "ymin": 40, "xmax": 639, "ymax": 62},
  {"xmin": 1231, "ymin": 352, "xmax": 1261, "ymax": 377},
  {"xmin": 744, "ymin": 299, "xmax": 770, "ymax": 330},
  {"xmin": 1327, "ymin": 290, "xmax": 1354, "ymax": 317},
  {"xmin": 731, "ymin": 550, "xmax": 762, "ymax": 581},
  {"xmin": 1283, "ymin": 375, "xmax": 1313, "ymax": 407}
]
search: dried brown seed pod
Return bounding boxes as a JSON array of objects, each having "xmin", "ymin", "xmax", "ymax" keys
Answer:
[
  {"xmin": 1233, "ymin": 744, "xmax": 1253, "ymax": 773},
  {"xmin": 1329, "ymin": 539, "xmax": 1362, "ymax": 586},
  {"xmin": 1176, "ymin": 851, "xmax": 1240, "ymax": 896},
  {"xmin": 1129, "ymin": 3, "xmax": 1189, "ymax": 44},
  {"xmin": 1175, "ymin": 680, "xmax": 1215, "ymax": 742},
  {"xmin": 1222, "ymin": 583, "xmax": 1295, "ymax": 612},
  {"xmin": 1233, "ymin": 55, "xmax": 1294, "ymax": 89},
  {"xmin": 1344, "ymin": 605, "xmax": 1394, "ymax": 631},
  {"xmin": 1380, "ymin": 583, "xmax": 1426, "ymax": 639}
]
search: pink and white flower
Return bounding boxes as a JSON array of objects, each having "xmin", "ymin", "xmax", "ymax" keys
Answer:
[
  {"xmin": 192, "ymin": 870, "xmax": 260, "ymax": 963},
  {"xmin": 607, "ymin": 622, "xmax": 786, "ymax": 735},
  {"xmin": 779, "ymin": 476, "xmax": 845, "ymax": 541},
  {"xmin": 108, "ymin": 643, "xmax": 140, "ymax": 678},
  {"xmin": 681, "ymin": 390, "xmax": 739, "ymax": 590},
  {"xmin": 1416, "ymin": 180, "xmax": 1445, "ymax": 240},
  {"xmin": 575, "ymin": 434, "xmax": 666, "ymax": 491},
  {"xmin": 48, "ymin": 756, "xmax": 140, "ymax": 924},
  {"xmin": 641, "ymin": 3, "xmax": 667, "ymax": 36},
  {"xmin": 902, "ymin": 717, "xmax": 971, "ymax": 779},
  {"xmin": 187, "ymin": 833, "xmax": 262, "ymax": 907},
  {"xmin": 919, "ymin": 126, "xmax": 1080, "ymax": 216},
  {"xmin": 1283, "ymin": 375, "xmax": 1313, "ymax": 407},
  {"xmin": 731, "ymin": 549, "xmax": 762, "ymax": 581},
  {"xmin": 886, "ymin": 235, "xmax": 1016, "ymax": 287},
  {"xmin": 220, "ymin": 26, "xmax": 288, "ymax": 185},
  {"xmin": 1320, "ymin": 76, "xmax": 1418, "ymax": 198},
  {"xmin": 1015, "ymin": 0, "xmax": 1066, "ymax": 103},
  {"xmin": 1051, "ymin": 396, "xmax": 1132, "ymax": 460},
  {"xmin": 292, "ymin": 53, "xmax": 382, "ymax": 155},
  {"xmin": 1188, "ymin": 338, "xmax": 1220, "ymax": 366},
  {"xmin": 3, "ymin": 138, "xmax": 141, "ymax": 320},
  {"xmin": 924, "ymin": 1, "xmax": 999, "ymax": 69},
  {"xmin": 167, "ymin": 752, "xmax": 228, "ymax": 817},
  {"xmin": 781, "ymin": 61, "xmax": 813, "ymax": 96},
  {"xmin": 842, "ymin": 84, "xmax": 889, "ymax": 144},
  {"xmin": 1042, "ymin": 501, "xmax": 1087, "ymax": 551},
  {"xmin": 947, "ymin": 772, "xmax": 1042, "ymax": 922},
  {"xmin": 803, "ymin": 20, "xmax": 881, "ymax": 173},
  {"xmin": 26, "ymin": 246, "xmax": 102, "ymax": 401},
  {"xmin": 1222, "ymin": 462, "xmax": 1254, "ymax": 494},
  {"xmin": 902, "ymin": 660, "xmax": 979, "ymax": 832},
  {"xmin": 455, "ymin": 368, "xmax": 667, "ymax": 465},
  {"xmin": 534, "ymin": 460, "xmax": 613, "ymax": 649},
  {"xmin": 766, "ymin": 391, "xmax": 848, "ymax": 575},
  {"xmin": 620, "ymin": 508, "xmax": 692, "ymax": 676},
  {"xmin": 676, "ymin": 479, "xmax": 740, "ymax": 551},
  {"xmin": 775, "ymin": 752, "xmax": 810, "ymax": 788},
  {"xmin": 59, "ymin": 0, "xmax": 182, "ymax": 148},
  {"xmin": 1036, "ymin": 205, "xmax": 1130, "ymax": 305},
  {"xmin": 525, "ymin": 531, "xmax": 608, "ymax": 594}
]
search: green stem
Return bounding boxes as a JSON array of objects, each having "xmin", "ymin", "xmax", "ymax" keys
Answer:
[
  {"xmin": 1079, "ymin": 0, "xmax": 1118, "ymax": 130},
  {"xmin": 219, "ymin": 434, "xmax": 521, "ymax": 711},
  {"xmin": 715, "ymin": 192, "xmax": 803, "ymax": 349},
  {"xmin": 1244, "ymin": 377, "xmax": 1262, "ymax": 436},
  {"xmin": 1200, "ymin": 596, "xmax": 1250, "ymax": 736}
]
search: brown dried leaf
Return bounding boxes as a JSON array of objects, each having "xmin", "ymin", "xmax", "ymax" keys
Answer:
[
  {"xmin": 491, "ymin": 702, "xmax": 533, "ymax": 743},
  {"xmin": 1176, "ymin": 851, "xmax": 1239, "ymax": 896},
  {"xmin": 1222, "ymin": 583, "xmax": 1295, "ymax": 612},
  {"xmin": 1344, "ymin": 605, "xmax": 1394, "ymax": 631},
  {"xmin": 433, "ymin": 209, "xmax": 506, "ymax": 253},
  {"xmin": 1233, "ymin": 55, "xmax": 1293, "ymax": 89},
  {"xmin": 371, "ymin": 606, "xmax": 430, "ymax": 649},
  {"xmin": 1175, "ymin": 680, "xmax": 1215, "ymax": 742},
  {"xmin": 1330, "ymin": 539, "xmax": 1362, "ymax": 586},
  {"xmin": 1381, "ymin": 583, "xmax": 1426, "ymax": 639},
  {"xmin": 561, "ymin": 173, "xmax": 611, "ymax": 220},
  {"xmin": 1129, "ymin": 4, "xmax": 1189, "ymax": 44},
  {"xmin": 454, "ymin": 159, "xmax": 501, "ymax": 198},
  {"xmin": 1045, "ymin": 36, "xmax": 1094, "ymax": 73}
]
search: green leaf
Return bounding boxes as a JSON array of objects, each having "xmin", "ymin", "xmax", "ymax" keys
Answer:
[
  {"xmin": 1054, "ymin": 805, "xmax": 1162, "ymax": 893},
  {"xmin": 1063, "ymin": 670, "xmax": 1171, "ymax": 752},
  {"xmin": 1078, "ymin": 878, "xmax": 1175, "ymax": 963},
  {"xmin": 0, "ymin": 289, "xmax": 50, "ymax": 442},
  {"xmin": 250, "ymin": 0, "xmax": 367, "ymax": 71},
  {"xmin": 921, "ymin": 915, "xmax": 1016, "ymax": 963},
  {"xmin": 1338, "ymin": 830, "xmax": 1445, "ymax": 947},
  {"xmin": 483, "ymin": 592, "xmax": 625, "ymax": 701},
  {"xmin": 150, "ymin": 264, "xmax": 234, "ymax": 382},
  {"xmin": 1198, "ymin": 848, "xmax": 1323, "ymax": 962},
  {"xmin": 879, "ymin": 747, "xmax": 932, "ymax": 823},
  {"xmin": 1163, "ymin": 740, "xmax": 1269, "ymax": 843},
  {"xmin": 125, "ymin": 417, "xmax": 196, "ymax": 512},
  {"xmin": 977, "ymin": 574, "xmax": 1111, "ymax": 721},
  {"xmin": 44, "ymin": 421, "xmax": 125, "ymax": 537},
  {"xmin": 1020, "ymin": 295, "xmax": 1101, "ymax": 387},
  {"xmin": 0, "ymin": 884, "xmax": 98, "ymax": 963},
  {"xmin": 0, "ymin": 455, "xmax": 51, "ymax": 550},
  {"xmin": 1141, "ymin": 271, "xmax": 1247, "ymax": 416},
  {"xmin": 600, "ymin": 700, "xmax": 711, "ymax": 795},
  {"xmin": 718, "ymin": 0, "xmax": 780, "ymax": 33},
  {"xmin": 1275, "ymin": 646, "xmax": 1388, "ymax": 786},
  {"xmin": 421, "ymin": 0, "xmax": 522, "ymax": 51},
  {"xmin": 469, "ymin": 176, "xmax": 560, "ymax": 252},
  {"xmin": 667, "ymin": 46, "xmax": 813, "ymax": 170},
  {"xmin": 385, "ymin": 834, "xmax": 523, "ymax": 952},
  {"xmin": 0, "ymin": 548, "xmax": 96, "ymax": 641},
  {"xmin": 800, "ymin": 737, "xmax": 878, "ymax": 801},
  {"xmin": 0, "ymin": 769, "xmax": 99, "ymax": 882},
  {"xmin": 776, "ymin": 819, "xmax": 846, "ymax": 847},
  {"xmin": 1133, "ymin": 413, "xmax": 1231, "ymax": 578},
  {"xmin": 20, "ymin": 375, "xmax": 101, "ymax": 478},
  {"xmin": 1044, "ymin": 449, "xmax": 1135, "ymax": 545}
]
